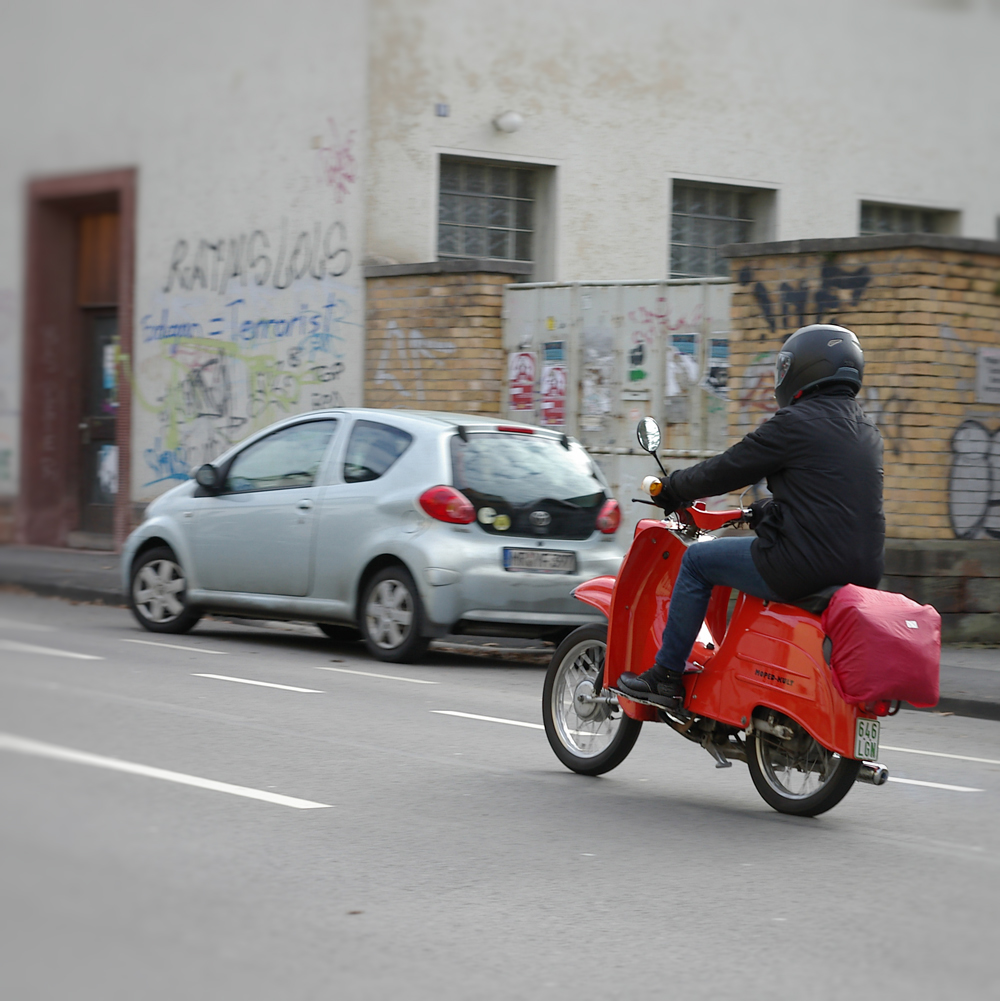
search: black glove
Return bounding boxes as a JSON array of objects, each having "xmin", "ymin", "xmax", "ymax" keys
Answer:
[
  {"xmin": 748, "ymin": 498, "xmax": 773, "ymax": 529},
  {"xmin": 657, "ymin": 474, "xmax": 685, "ymax": 514}
]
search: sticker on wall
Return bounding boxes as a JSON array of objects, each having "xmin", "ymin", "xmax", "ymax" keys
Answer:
[
  {"xmin": 97, "ymin": 444, "xmax": 119, "ymax": 498},
  {"xmin": 700, "ymin": 337, "xmax": 729, "ymax": 397},
  {"xmin": 544, "ymin": 341, "xmax": 565, "ymax": 362},
  {"xmin": 508, "ymin": 352, "xmax": 536, "ymax": 411},
  {"xmin": 666, "ymin": 333, "xmax": 699, "ymax": 396},
  {"xmin": 540, "ymin": 363, "xmax": 567, "ymax": 427}
]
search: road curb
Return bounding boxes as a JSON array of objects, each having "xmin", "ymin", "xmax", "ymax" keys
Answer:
[{"xmin": 0, "ymin": 579, "xmax": 125, "ymax": 608}]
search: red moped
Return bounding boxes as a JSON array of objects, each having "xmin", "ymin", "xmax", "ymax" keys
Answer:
[{"xmin": 542, "ymin": 418, "xmax": 889, "ymax": 816}]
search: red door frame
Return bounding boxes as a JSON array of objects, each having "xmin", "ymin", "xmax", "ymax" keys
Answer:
[{"xmin": 19, "ymin": 168, "xmax": 136, "ymax": 550}]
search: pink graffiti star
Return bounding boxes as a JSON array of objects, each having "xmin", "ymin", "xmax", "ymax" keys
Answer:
[{"xmin": 318, "ymin": 118, "xmax": 357, "ymax": 203}]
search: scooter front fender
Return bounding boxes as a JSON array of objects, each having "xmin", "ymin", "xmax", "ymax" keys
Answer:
[{"xmin": 572, "ymin": 575, "xmax": 616, "ymax": 618}]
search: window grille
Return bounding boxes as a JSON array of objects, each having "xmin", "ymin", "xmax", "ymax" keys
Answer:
[
  {"xmin": 860, "ymin": 202, "xmax": 942, "ymax": 236},
  {"xmin": 438, "ymin": 160, "xmax": 534, "ymax": 264},
  {"xmin": 670, "ymin": 183, "xmax": 756, "ymax": 278}
]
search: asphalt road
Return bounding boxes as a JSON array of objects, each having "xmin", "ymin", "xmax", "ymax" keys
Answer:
[{"xmin": 1, "ymin": 592, "xmax": 998, "ymax": 1000}]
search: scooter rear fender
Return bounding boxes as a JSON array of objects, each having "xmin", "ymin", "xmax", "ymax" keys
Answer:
[{"xmin": 572, "ymin": 576, "xmax": 616, "ymax": 618}]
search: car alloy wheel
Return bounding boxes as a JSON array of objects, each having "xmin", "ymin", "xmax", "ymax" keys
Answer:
[
  {"xmin": 134, "ymin": 558, "xmax": 186, "ymax": 623},
  {"xmin": 360, "ymin": 565, "xmax": 429, "ymax": 663},
  {"xmin": 128, "ymin": 546, "xmax": 202, "ymax": 634}
]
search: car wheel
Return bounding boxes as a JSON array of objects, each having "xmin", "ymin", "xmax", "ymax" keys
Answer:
[
  {"xmin": 359, "ymin": 565, "xmax": 430, "ymax": 663},
  {"xmin": 317, "ymin": 623, "xmax": 362, "ymax": 642},
  {"xmin": 129, "ymin": 545, "xmax": 202, "ymax": 634}
]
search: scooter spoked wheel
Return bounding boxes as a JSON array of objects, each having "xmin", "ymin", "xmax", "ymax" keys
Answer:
[
  {"xmin": 542, "ymin": 624, "xmax": 642, "ymax": 776},
  {"xmin": 746, "ymin": 713, "xmax": 861, "ymax": 817}
]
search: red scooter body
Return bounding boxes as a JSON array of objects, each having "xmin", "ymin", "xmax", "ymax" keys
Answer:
[{"xmin": 574, "ymin": 513, "xmax": 876, "ymax": 759}]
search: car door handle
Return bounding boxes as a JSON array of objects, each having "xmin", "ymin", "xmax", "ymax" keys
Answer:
[{"xmin": 297, "ymin": 500, "xmax": 313, "ymax": 511}]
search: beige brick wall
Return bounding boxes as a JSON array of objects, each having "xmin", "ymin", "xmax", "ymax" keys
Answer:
[
  {"xmin": 726, "ymin": 239, "xmax": 1000, "ymax": 541},
  {"xmin": 364, "ymin": 268, "xmax": 516, "ymax": 414}
]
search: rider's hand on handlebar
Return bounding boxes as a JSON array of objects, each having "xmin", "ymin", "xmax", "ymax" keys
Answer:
[
  {"xmin": 640, "ymin": 474, "xmax": 684, "ymax": 514},
  {"xmin": 748, "ymin": 498, "xmax": 772, "ymax": 529}
]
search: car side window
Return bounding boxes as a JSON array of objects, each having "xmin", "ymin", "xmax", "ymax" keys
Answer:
[
  {"xmin": 224, "ymin": 420, "xmax": 338, "ymax": 493},
  {"xmin": 343, "ymin": 420, "xmax": 413, "ymax": 483}
]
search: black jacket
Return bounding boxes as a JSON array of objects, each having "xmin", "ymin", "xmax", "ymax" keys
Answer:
[{"xmin": 668, "ymin": 386, "xmax": 885, "ymax": 600}]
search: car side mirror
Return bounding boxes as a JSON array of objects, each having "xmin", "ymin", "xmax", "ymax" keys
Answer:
[
  {"xmin": 194, "ymin": 463, "xmax": 220, "ymax": 491},
  {"xmin": 636, "ymin": 416, "xmax": 661, "ymax": 454}
]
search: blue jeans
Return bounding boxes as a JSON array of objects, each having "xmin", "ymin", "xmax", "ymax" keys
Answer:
[{"xmin": 653, "ymin": 536, "xmax": 779, "ymax": 676}]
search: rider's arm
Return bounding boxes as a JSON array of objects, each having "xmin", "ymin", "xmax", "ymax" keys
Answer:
[{"xmin": 668, "ymin": 409, "xmax": 791, "ymax": 502}]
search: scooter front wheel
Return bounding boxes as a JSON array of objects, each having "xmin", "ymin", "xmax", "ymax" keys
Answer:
[
  {"xmin": 543, "ymin": 625, "xmax": 642, "ymax": 776},
  {"xmin": 746, "ymin": 713, "xmax": 861, "ymax": 817}
]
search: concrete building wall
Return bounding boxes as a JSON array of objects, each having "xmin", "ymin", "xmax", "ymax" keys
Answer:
[
  {"xmin": 0, "ymin": 0, "xmax": 367, "ymax": 538},
  {"xmin": 366, "ymin": 0, "xmax": 1000, "ymax": 281}
]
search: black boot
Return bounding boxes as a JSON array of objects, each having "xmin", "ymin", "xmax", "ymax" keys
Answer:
[{"xmin": 616, "ymin": 669, "xmax": 685, "ymax": 708}]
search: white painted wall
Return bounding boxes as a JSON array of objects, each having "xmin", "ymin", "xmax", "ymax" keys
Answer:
[
  {"xmin": 366, "ymin": 0, "xmax": 1000, "ymax": 279},
  {"xmin": 0, "ymin": 0, "xmax": 367, "ymax": 504}
]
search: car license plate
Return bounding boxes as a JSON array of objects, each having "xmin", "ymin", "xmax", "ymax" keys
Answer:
[
  {"xmin": 503, "ymin": 548, "xmax": 577, "ymax": 574},
  {"xmin": 855, "ymin": 718, "xmax": 880, "ymax": 760}
]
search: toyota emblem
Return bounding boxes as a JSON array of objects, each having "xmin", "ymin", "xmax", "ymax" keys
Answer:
[{"xmin": 529, "ymin": 510, "xmax": 552, "ymax": 527}]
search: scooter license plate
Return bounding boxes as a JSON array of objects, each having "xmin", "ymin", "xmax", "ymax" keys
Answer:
[
  {"xmin": 503, "ymin": 548, "xmax": 577, "ymax": 573},
  {"xmin": 855, "ymin": 718, "xmax": 880, "ymax": 760}
]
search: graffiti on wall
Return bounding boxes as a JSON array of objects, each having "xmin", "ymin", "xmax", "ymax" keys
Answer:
[
  {"xmin": 948, "ymin": 420, "xmax": 1000, "ymax": 540},
  {"xmin": 317, "ymin": 117, "xmax": 357, "ymax": 203},
  {"xmin": 739, "ymin": 263, "xmax": 871, "ymax": 337},
  {"xmin": 372, "ymin": 321, "xmax": 457, "ymax": 401},
  {"xmin": 139, "ymin": 219, "xmax": 359, "ymax": 488}
]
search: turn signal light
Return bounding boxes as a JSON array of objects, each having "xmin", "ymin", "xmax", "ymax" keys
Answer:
[
  {"xmin": 419, "ymin": 485, "xmax": 476, "ymax": 524},
  {"xmin": 641, "ymin": 475, "xmax": 663, "ymax": 497},
  {"xmin": 596, "ymin": 498, "xmax": 621, "ymax": 534}
]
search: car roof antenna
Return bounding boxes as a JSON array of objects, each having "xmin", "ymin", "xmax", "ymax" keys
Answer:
[{"xmin": 456, "ymin": 425, "xmax": 469, "ymax": 442}]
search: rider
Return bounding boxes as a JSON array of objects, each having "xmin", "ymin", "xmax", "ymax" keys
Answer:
[{"xmin": 617, "ymin": 323, "xmax": 885, "ymax": 708}]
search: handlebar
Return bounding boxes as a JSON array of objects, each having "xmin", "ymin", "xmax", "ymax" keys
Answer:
[{"xmin": 639, "ymin": 475, "xmax": 750, "ymax": 530}]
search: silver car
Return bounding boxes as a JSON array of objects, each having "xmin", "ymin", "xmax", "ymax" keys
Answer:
[{"xmin": 122, "ymin": 409, "xmax": 625, "ymax": 662}]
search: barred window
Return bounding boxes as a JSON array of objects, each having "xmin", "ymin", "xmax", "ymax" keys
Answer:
[
  {"xmin": 860, "ymin": 202, "xmax": 945, "ymax": 236},
  {"xmin": 438, "ymin": 160, "xmax": 534, "ymax": 264},
  {"xmin": 670, "ymin": 183, "xmax": 758, "ymax": 278}
]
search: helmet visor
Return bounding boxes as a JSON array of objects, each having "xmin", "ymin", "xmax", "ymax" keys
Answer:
[{"xmin": 774, "ymin": 351, "xmax": 793, "ymax": 390}]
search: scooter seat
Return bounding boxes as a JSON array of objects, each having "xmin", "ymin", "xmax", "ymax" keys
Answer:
[{"xmin": 788, "ymin": 585, "xmax": 841, "ymax": 615}]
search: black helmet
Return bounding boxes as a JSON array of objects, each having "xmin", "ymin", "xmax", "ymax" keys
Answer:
[{"xmin": 774, "ymin": 324, "xmax": 864, "ymax": 408}]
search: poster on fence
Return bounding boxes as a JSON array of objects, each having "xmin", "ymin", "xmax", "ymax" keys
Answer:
[
  {"xmin": 540, "ymin": 363, "xmax": 567, "ymax": 426},
  {"xmin": 508, "ymin": 352, "xmax": 536, "ymax": 411}
]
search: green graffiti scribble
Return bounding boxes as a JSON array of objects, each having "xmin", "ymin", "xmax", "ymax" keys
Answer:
[{"xmin": 137, "ymin": 336, "xmax": 346, "ymax": 455}]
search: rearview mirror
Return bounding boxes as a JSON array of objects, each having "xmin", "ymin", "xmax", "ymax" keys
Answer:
[
  {"xmin": 194, "ymin": 463, "xmax": 220, "ymax": 490},
  {"xmin": 636, "ymin": 417, "xmax": 661, "ymax": 454}
]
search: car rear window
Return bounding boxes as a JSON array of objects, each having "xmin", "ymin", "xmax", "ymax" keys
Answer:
[{"xmin": 450, "ymin": 432, "xmax": 607, "ymax": 540}]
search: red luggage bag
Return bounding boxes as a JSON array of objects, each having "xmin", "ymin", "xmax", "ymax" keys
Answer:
[{"xmin": 821, "ymin": 584, "xmax": 941, "ymax": 708}]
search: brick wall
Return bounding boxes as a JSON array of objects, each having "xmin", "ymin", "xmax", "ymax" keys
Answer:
[
  {"xmin": 364, "ymin": 260, "xmax": 529, "ymax": 413},
  {"xmin": 725, "ymin": 235, "xmax": 1000, "ymax": 541}
]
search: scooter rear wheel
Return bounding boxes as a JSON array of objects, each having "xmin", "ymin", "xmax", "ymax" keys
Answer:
[
  {"xmin": 746, "ymin": 714, "xmax": 861, "ymax": 817},
  {"xmin": 543, "ymin": 625, "xmax": 642, "ymax": 776}
]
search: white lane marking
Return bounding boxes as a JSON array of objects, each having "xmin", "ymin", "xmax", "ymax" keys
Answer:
[
  {"xmin": 0, "ymin": 732, "xmax": 331, "ymax": 809},
  {"xmin": 0, "ymin": 638, "xmax": 102, "ymax": 661},
  {"xmin": 882, "ymin": 744, "xmax": 1000, "ymax": 767},
  {"xmin": 0, "ymin": 617, "xmax": 54, "ymax": 632},
  {"xmin": 432, "ymin": 710, "xmax": 543, "ymax": 730},
  {"xmin": 193, "ymin": 674, "xmax": 323, "ymax": 693},
  {"xmin": 122, "ymin": 638, "xmax": 228, "ymax": 655},
  {"xmin": 887, "ymin": 777, "xmax": 983, "ymax": 793},
  {"xmin": 318, "ymin": 666, "xmax": 437, "ymax": 685}
]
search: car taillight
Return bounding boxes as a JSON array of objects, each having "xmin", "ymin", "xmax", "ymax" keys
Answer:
[
  {"xmin": 419, "ymin": 485, "xmax": 476, "ymax": 524},
  {"xmin": 596, "ymin": 498, "xmax": 621, "ymax": 534}
]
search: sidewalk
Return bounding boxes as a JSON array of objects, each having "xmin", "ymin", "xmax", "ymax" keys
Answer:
[{"xmin": 1, "ymin": 544, "xmax": 997, "ymax": 719}]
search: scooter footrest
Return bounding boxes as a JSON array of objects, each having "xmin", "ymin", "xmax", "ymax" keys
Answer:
[{"xmin": 608, "ymin": 686, "xmax": 687, "ymax": 713}]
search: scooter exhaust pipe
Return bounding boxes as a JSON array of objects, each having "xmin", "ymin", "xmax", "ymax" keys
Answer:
[{"xmin": 855, "ymin": 761, "xmax": 889, "ymax": 786}]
